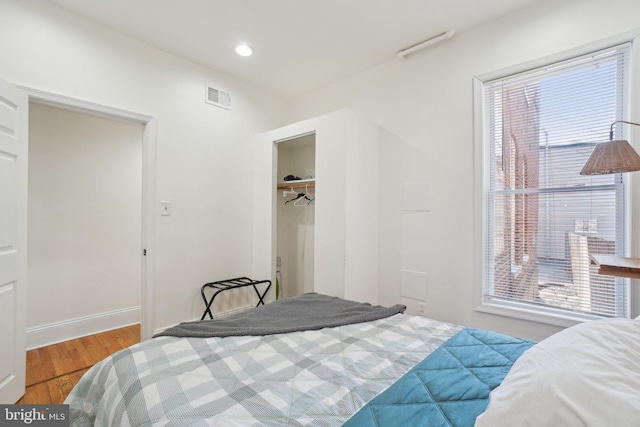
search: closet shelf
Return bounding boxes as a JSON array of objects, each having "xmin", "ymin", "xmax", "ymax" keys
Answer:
[{"xmin": 277, "ymin": 179, "xmax": 315, "ymax": 190}]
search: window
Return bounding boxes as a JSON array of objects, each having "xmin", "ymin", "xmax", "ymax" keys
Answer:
[{"xmin": 477, "ymin": 44, "xmax": 631, "ymax": 322}]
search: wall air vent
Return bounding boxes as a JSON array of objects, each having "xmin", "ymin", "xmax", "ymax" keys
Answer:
[{"xmin": 205, "ymin": 84, "xmax": 231, "ymax": 110}]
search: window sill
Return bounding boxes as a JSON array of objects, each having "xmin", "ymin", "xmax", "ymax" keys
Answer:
[{"xmin": 475, "ymin": 298, "xmax": 606, "ymax": 328}]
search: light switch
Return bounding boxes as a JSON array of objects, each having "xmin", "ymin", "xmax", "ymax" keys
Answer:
[{"xmin": 161, "ymin": 201, "xmax": 171, "ymax": 216}]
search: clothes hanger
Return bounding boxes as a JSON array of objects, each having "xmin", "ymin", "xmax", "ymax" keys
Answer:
[
  {"xmin": 286, "ymin": 193, "xmax": 310, "ymax": 205},
  {"xmin": 294, "ymin": 194, "xmax": 313, "ymax": 206}
]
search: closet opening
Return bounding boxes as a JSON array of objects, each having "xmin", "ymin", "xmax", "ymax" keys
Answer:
[{"xmin": 275, "ymin": 132, "xmax": 316, "ymax": 300}]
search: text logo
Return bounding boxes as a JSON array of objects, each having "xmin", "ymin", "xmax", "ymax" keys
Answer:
[{"xmin": 0, "ymin": 405, "xmax": 68, "ymax": 427}]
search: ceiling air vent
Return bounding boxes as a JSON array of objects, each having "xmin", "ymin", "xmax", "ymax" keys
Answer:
[{"xmin": 205, "ymin": 84, "xmax": 231, "ymax": 110}]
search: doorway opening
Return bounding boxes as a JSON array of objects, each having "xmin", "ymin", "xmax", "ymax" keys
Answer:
[
  {"xmin": 21, "ymin": 87, "xmax": 157, "ymax": 342},
  {"xmin": 27, "ymin": 102, "xmax": 143, "ymax": 347}
]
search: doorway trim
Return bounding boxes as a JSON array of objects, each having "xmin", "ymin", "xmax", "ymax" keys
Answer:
[{"xmin": 18, "ymin": 85, "xmax": 157, "ymax": 341}]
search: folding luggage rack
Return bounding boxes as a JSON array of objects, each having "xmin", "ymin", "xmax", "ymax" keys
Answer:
[{"xmin": 200, "ymin": 277, "xmax": 271, "ymax": 320}]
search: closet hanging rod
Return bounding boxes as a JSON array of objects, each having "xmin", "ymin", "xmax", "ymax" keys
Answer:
[{"xmin": 276, "ymin": 179, "xmax": 315, "ymax": 190}]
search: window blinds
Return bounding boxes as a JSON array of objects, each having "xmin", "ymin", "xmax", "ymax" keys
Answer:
[{"xmin": 482, "ymin": 44, "xmax": 630, "ymax": 318}]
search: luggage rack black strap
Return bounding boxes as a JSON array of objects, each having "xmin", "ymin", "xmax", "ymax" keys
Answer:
[{"xmin": 200, "ymin": 277, "xmax": 271, "ymax": 320}]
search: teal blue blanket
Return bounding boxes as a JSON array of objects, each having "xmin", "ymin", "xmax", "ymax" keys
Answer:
[{"xmin": 344, "ymin": 328, "xmax": 535, "ymax": 427}]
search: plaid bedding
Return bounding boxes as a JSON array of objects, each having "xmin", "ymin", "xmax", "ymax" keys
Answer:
[{"xmin": 66, "ymin": 314, "xmax": 460, "ymax": 426}]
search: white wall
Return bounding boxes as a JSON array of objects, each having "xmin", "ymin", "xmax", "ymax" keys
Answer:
[
  {"xmin": 286, "ymin": 0, "xmax": 640, "ymax": 341},
  {"xmin": 0, "ymin": 0, "xmax": 287, "ymax": 334},
  {"xmin": 7, "ymin": 0, "xmax": 640, "ymax": 343},
  {"xmin": 27, "ymin": 103, "xmax": 142, "ymax": 346}
]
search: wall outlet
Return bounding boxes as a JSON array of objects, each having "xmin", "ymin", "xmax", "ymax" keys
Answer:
[{"xmin": 418, "ymin": 302, "xmax": 426, "ymax": 315}]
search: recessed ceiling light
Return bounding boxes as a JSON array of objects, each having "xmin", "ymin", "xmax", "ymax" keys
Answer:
[{"xmin": 235, "ymin": 44, "xmax": 254, "ymax": 57}]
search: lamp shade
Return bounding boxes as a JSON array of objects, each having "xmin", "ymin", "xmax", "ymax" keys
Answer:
[{"xmin": 580, "ymin": 139, "xmax": 640, "ymax": 175}]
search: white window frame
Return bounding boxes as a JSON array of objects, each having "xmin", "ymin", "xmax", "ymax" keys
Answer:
[{"xmin": 473, "ymin": 31, "xmax": 640, "ymax": 327}]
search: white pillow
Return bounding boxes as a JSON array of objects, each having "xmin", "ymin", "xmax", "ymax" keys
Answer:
[{"xmin": 475, "ymin": 318, "xmax": 640, "ymax": 427}]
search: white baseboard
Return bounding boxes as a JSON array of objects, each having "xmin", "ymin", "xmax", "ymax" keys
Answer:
[
  {"xmin": 153, "ymin": 304, "xmax": 253, "ymax": 336},
  {"xmin": 26, "ymin": 306, "xmax": 141, "ymax": 350}
]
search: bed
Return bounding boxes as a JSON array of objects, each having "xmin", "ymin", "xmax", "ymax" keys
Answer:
[{"xmin": 65, "ymin": 293, "xmax": 640, "ymax": 426}]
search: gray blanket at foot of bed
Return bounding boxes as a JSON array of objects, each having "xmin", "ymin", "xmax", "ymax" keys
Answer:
[{"xmin": 155, "ymin": 293, "xmax": 406, "ymax": 338}]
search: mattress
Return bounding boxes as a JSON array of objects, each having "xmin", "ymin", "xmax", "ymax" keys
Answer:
[
  {"xmin": 66, "ymin": 311, "xmax": 461, "ymax": 426},
  {"xmin": 67, "ymin": 294, "xmax": 639, "ymax": 426}
]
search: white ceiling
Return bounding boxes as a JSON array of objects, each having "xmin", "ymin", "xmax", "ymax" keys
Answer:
[{"xmin": 47, "ymin": 0, "xmax": 541, "ymax": 98}]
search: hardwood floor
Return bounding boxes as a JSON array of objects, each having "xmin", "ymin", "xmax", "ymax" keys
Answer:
[{"xmin": 17, "ymin": 324, "xmax": 140, "ymax": 404}]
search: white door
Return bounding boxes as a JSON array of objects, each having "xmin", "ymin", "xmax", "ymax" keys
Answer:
[{"xmin": 0, "ymin": 79, "xmax": 28, "ymax": 403}]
